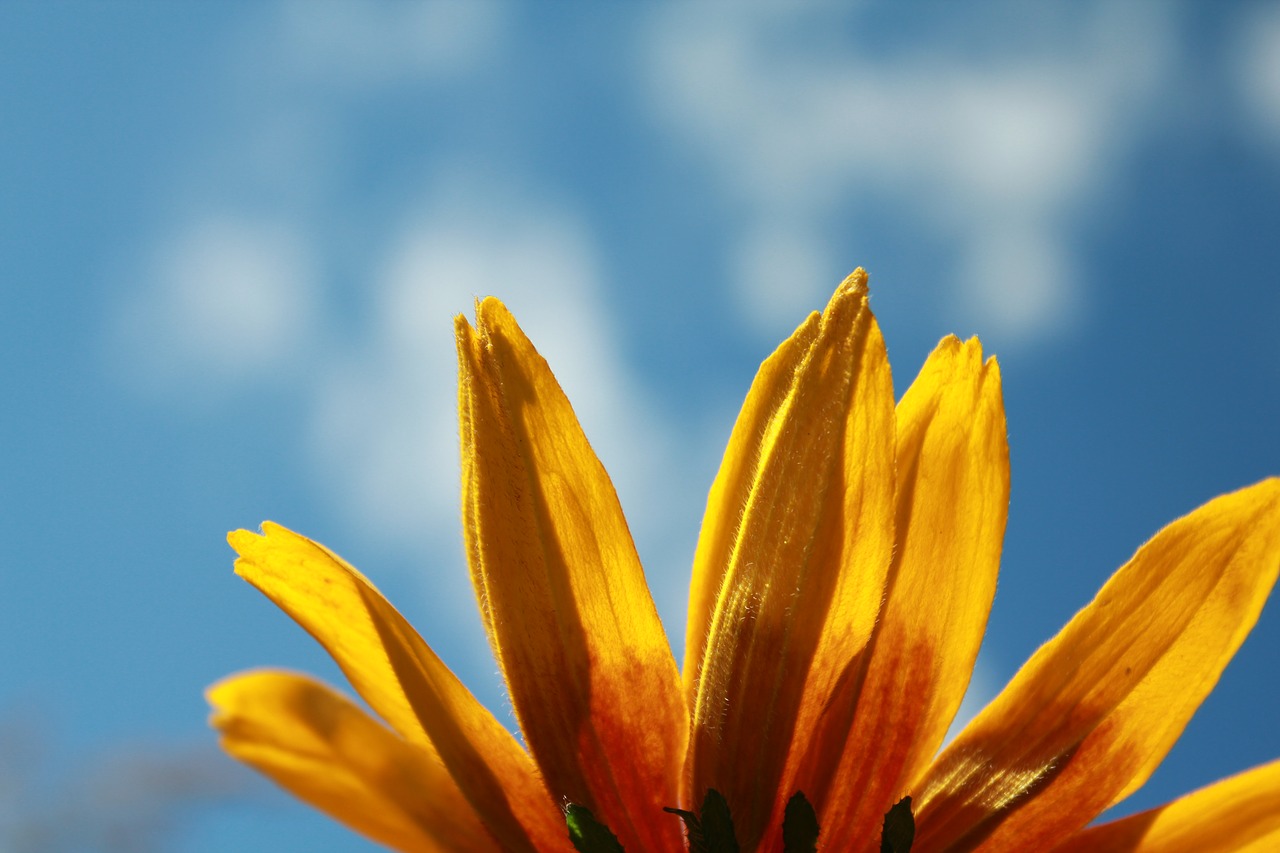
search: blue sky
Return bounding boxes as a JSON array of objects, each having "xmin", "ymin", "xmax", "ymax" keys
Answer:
[{"xmin": 3, "ymin": 2, "xmax": 1280, "ymax": 850}]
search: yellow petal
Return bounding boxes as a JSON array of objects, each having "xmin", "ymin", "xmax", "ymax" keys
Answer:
[
  {"xmin": 208, "ymin": 670, "xmax": 498, "ymax": 853},
  {"xmin": 687, "ymin": 271, "xmax": 897, "ymax": 849},
  {"xmin": 681, "ymin": 291, "xmax": 822, "ymax": 691},
  {"xmin": 457, "ymin": 299, "xmax": 686, "ymax": 852},
  {"xmin": 1054, "ymin": 759, "xmax": 1280, "ymax": 852},
  {"xmin": 228, "ymin": 523, "xmax": 568, "ymax": 853},
  {"xmin": 911, "ymin": 478, "xmax": 1280, "ymax": 852},
  {"xmin": 799, "ymin": 336, "xmax": 1008, "ymax": 850}
]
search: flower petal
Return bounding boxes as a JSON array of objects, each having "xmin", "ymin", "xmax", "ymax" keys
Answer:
[
  {"xmin": 228, "ymin": 523, "xmax": 568, "ymax": 853},
  {"xmin": 799, "ymin": 336, "xmax": 1008, "ymax": 850},
  {"xmin": 1054, "ymin": 759, "xmax": 1280, "ymax": 852},
  {"xmin": 911, "ymin": 478, "xmax": 1280, "ymax": 852},
  {"xmin": 687, "ymin": 271, "xmax": 897, "ymax": 849},
  {"xmin": 208, "ymin": 670, "xmax": 498, "ymax": 853},
  {"xmin": 457, "ymin": 300, "xmax": 686, "ymax": 852},
  {"xmin": 682, "ymin": 292, "xmax": 823, "ymax": 691}
]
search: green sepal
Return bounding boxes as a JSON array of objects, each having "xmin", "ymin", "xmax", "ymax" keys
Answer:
[
  {"xmin": 663, "ymin": 788, "xmax": 739, "ymax": 853},
  {"xmin": 782, "ymin": 791, "xmax": 820, "ymax": 853},
  {"xmin": 565, "ymin": 803, "xmax": 624, "ymax": 853},
  {"xmin": 880, "ymin": 796, "xmax": 915, "ymax": 853},
  {"xmin": 663, "ymin": 805, "xmax": 708, "ymax": 853},
  {"xmin": 699, "ymin": 789, "xmax": 740, "ymax": 853}
]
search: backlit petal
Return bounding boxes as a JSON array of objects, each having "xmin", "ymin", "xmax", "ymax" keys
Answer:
[
  {"xmin": 208, "ymin": 670, "xmax": 498, "ymax": 853},
  {"xmin": 802, "ymin": 336, "xmax": 1008, "ymax": 850},
  {"xmin": 229, "ymin": 523, "xmax": 568, "ymax": 853},
  {"xmin": 682, "ymin": 293, "xmax": 822, "ymax": 692},
  {"xmin": 1054, "ymin": 759, "xmax": 1280, "ymax": 852},
  {"xmin": 687, "ymin": 271, "xmax": 897, "ymax": 849},
  {"xmin": 457, "ymin": 299, "xmax": 686, "ymax": 852},
  {"xmin": 911, "ymin": 478, "xmax": 1280, "ymax": 852}
]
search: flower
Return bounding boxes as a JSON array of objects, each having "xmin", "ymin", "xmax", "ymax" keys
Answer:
[{"xmin": 208, "ymin": 270, "xmax": 1280, "ymax": 852}]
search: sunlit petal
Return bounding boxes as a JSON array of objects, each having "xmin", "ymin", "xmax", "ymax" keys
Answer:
[
  {"xmin": 804, "ymin": 336, "xmax": 1008, "ymax": 850},
  {"xmin": 229, "ymin": 523, "xmax": 568, "ymax": 852},
  {"xmin": 688, "ymin": 270, "xmax": 897, "ymax": 849},
  {"xmin": 911, "ymin": 478, "xmax": 1280, "ymax": 852},
  {"xmin": 457, "ymin": 300, "xmax": 686, "ymax": 852},
  {"xmin": 1054, "ymin": 759, "xmax": 1280, "ymax": 852},
  {"xmin": 208, "ymin": 670, "xmax": 498, "ymax": 853}
]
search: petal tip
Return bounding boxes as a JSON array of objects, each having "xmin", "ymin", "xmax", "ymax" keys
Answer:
[
  {"xmin": 229, "ymin": 521, "xmax": 291, "ymax": 554},
  {"xmin": 227, "ymin": 527, "xmax": 263, "ymax": 554},
  {"xmin": 838, "ymin": 267, "xmax": 869, "ymax": 295},
  {"xmin": 475, "ymin": 295, "xmax": 513, "ymax": 329},
  {"xmin": 820, "ymin": 269, "xmax": 872, "ymax": 328},
  {"xmin": 933, "ymin": 334, "xmax": 963, "ymax": 356},
  {"xmin": 205, "ymin": 673, "xmax": 247, "ymax": 721}
]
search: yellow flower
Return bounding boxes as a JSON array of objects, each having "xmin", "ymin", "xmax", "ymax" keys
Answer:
[{"xmin": 208, "ymin": 270, "xmax": 1280, "ymax": 852}]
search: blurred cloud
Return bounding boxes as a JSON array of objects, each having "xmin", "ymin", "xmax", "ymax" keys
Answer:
[
  {"xmin": 110, "ymin": 217, "xmax": 317, "ymax": 395},
  {"xmin": 276, "ymin": 0, "xmax": 505, "ymax": 86},
  {"xmin": 640, "ymin": 3, "xmax": 1175, "ymax": 343},
  {"xmin": 732, "ymin": 222, "xmax": 835, "ymax": 329},
  {"xmin": 1236, "ymin": 3, "xmax": 1280, "ymax": 149}
]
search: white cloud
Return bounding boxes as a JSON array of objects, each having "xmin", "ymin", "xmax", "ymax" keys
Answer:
[
  {"xmin": 961, "ymin": 224, "xmax": 1079, "ymax": 338},
  {"xmin": 641, "ymin": 3, "xmax": 1174, "ymax": 344},
  {"xmin": 112, "ymin": 217, "xmax": 317, "ymax": 394},
  {"xmin": 276, "ymin": 0, "xmax": 504, "ymax": 86},
  {"xmin": 732, "ymin": 222, "xmax": 833, "ymax": 331},
  {"xmin": 1235, "ymin": 4, "xmax": 1280, "ymax": 148}
]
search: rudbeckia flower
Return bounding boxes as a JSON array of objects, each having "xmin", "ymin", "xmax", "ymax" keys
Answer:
[{"xmin": 209, "ymin": 270, "xmax": 1280, "ymax": 852}]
